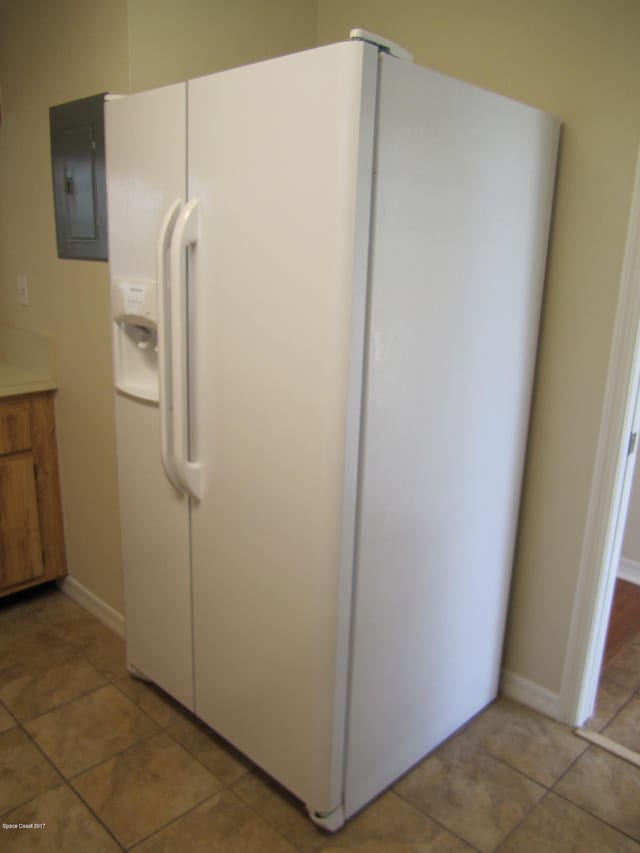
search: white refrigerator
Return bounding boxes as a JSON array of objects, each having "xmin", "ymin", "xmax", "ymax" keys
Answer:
[{"xmin": 105, "ymin": 31, "xmax": 559, "ymax": 829}]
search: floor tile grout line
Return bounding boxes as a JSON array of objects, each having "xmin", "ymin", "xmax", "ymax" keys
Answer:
[
  {"xmin": 42, "ymin": 606, "xmax": 127, "ymax": 676},
  {"xmin": 12, "ymin": 660, "xmax": 315, "ymax": 848},
  {"xmin": 0, "ymin": 717, "xmax": 67, "ymax": 815},
  {"xmin": 491, "ymin": 788, "xmax": 556, "ymax": 853},
  {"xmin": 54, "ymin": 703, "xmax": 224, "ymax": 848},
  {"xmin": 59, "ymin": 781, "xmax": 127, "ymax": 852},
  {"xmin": 464, "ymin": 711, "xmax": 585, "ymax": 780},
  {"xmin": 19, "ymin": 704, "xmax": 162, "ymax": 795},
  {"xmin": 390, "ymin": 785, "xmax": 483, "ymax": 852},
  {"xmin": 603, "ymin": 680, "xmax": 640, "ymax": 697},
  {"xmin": 469, "ymin": 735, "xmax": 629, "ymax": 849},
  {"xmin": 161, "ymin": 718, "xmax": 253, "ymax": 788},
  {"xmin": 15, "ymin": 700, "xmax": 227, "ymax": 850},
  {"xmin": 123, "ymin": 787, "xmax": 296, "ymax": 852},
  {"xmin": 17, "ymin": 718, "xmax": 61, "ymax": 774},
  {"xmin": 550, "ymin": 741, "xmax": 640, "ymax": 843},
  {"xmin": 547, "ymin": 739, "xmax": 593, "ymax": 792},
  {"xmin": 0, "ymin": 778, "xmax": 66, "ymax": 822},
  {"xmin": 463, "ymin": 751, "xmax": 546, "ymax": 853},
  {"xmin": 475, "ymin": 741, "xmax": 586, "ymax": 792},
  {"xmin": 598, "ymin": 686, "xmax": 639, "ymax": 740},
  {"xmin": 225, "ymin": 784, "xmax": 319, "ymax": 853},
  {"xmin": 65, "ymin": 727, "xmax": 161, "ymax": 784},
  {"xmin": 107, "ymin": 674, "xmax": 257, "ymax": 789},
  {"xmin": 18, "ymin": 699, "xmax": 161, "ymax": 792},
  {"xmin": 228, "ymin": 767, "xmax": 302, "ymax": 826},
  {"xmin": 72, "ymin": 776, "xmax": 219, "ymax": 851},
  {"xmin": 11, "ymin": 676, "xmax": 111, "ymax": 728},
  {"xmin": 122, "ymin": 792, "xmax": 220, "ymax": 851},
  {"xmin": 388, "ymin": 732, "xmax": 586, "ymax": 851},
  {"xmin": 107, "ymin": 676, "xmax": 182, "ymax": 734},
  {"xmin": 59, "ymin": 711, "xmax": 249, "ymax": 849},
  {"xmin": 551, "ymin": 784, "xmax": 640, "ymax": 847},
  {"xmin": 0, "ymin": 697, "xmax": 18, "ymax": 728},
  {"xmin": 19, "ymin": 677, "xmax": 162, "ymax": 752},
  {"xmin": 1, "ymin": 658, "xmax": 94, "ymax": 833}
]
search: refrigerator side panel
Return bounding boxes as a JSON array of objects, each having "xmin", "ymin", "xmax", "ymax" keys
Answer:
[
  {"xmin": 105, "ymin": 86, "xmax": 194, "ymax": 709},
  {"xmin": 188, "ymin": 42, "xmax": 378, "ymax": 814},
  {"xmin": 345, "ymin": 55, "xmax": 559, "ymax": 815}
]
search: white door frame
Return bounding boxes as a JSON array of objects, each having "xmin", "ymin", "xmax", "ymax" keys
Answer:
[{"xmin": 559, "ymin": 145, "xmax": 640, "ymax": 725}]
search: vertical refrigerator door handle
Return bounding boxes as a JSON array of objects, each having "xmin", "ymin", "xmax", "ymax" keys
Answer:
[
  {"xmin": 156, "ymin": 198, "xmax": 184, "ymax": 492},
  {"xmin": 169, "ymin": 198, "xmax": 202, "ymax": 500}
]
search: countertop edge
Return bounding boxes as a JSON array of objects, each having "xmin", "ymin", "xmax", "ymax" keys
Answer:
[{"xmin": 0, "ymin": 379, "xmax": 58, "ymax": 399}]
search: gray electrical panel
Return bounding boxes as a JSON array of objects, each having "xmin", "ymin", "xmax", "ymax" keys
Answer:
[{"xmin": 50, "ymin": 94, "xmax": 108, "ymax": 261}]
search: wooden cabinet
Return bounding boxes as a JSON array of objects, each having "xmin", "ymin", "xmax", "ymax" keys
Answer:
[{"xmin": 0, "ymin": 392, "xmax": 67, "ymax": 596}]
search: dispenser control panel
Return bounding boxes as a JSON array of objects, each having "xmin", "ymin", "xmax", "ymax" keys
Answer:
[
  {"xmin": 111, "ymin": 277, "xmax": 159, "ymax": 402},
  {"xmin": 112, "ymin": 278, "xmax": 157, "ymax": 327}
]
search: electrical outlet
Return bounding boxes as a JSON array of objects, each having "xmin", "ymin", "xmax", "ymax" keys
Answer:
[{"xmin": 17, "ymin": 273, "xmax": 28, "ymax": 306}]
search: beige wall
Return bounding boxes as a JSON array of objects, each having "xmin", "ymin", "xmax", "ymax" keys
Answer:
[
  {"xmin": 0, "ymin": 0, "xmax": 130, "ymax": 612},
  {"xmin": 317, "ymin": 0, "xmax": 640, "ymax": 693},
  {"xmin": 128, "ymin": 0, "xmax": 317, "ymax": 91},
  {"xmin": 0, "ymin": 0, "xmax": 317, "ymax": 614}
]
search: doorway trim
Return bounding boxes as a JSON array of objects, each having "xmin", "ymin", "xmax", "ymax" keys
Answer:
[{"xmin": 559, "ymin": 145, "xmax": 640, "ymax": 725}]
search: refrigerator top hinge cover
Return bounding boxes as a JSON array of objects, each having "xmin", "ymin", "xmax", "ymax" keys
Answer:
[{"xmin": 349, "ymin": 28, "xmax": 413, "ymax": 62}]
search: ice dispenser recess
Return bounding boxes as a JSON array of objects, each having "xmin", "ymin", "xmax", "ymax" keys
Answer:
[{"xmin": 112, "ymin": 279, "xmax": 159, "ymax": 402}]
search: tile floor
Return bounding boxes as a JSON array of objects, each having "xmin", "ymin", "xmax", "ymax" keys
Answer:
[{"xmin": 1, "ymin": 584, "xmax": 639, "ymax": 851}]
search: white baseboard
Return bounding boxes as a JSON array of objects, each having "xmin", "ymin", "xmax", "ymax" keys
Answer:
[
  {"xmin": 618, "ymin": 557, "xmax": 640, "ymax": 586},
  {"xmin": 500, "ymin": 669, "xmax": 561, "ymax": 720},
  {"xmin": 57, "ymin": 576, "xmax": 125, "ymax": 638}
]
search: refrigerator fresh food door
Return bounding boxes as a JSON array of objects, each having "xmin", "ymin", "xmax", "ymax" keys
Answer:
[
  {"xmin": 105, "ymin": 83, "xmax": 194, "ymax": 709},
  {"xmin": 344, "ymin": 54, "xmax": 559, "ymax": 816},
  {"xmin": 187, "ymin": 41, "xmax": 378, "ymax": 817}
]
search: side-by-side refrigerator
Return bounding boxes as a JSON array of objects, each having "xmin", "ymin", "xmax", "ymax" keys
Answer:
[{"xmin": 105, "ymin": 32, "xmax": 559, "ymax": 829}]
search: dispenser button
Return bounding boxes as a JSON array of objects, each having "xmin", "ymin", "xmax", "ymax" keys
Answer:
[{"xmin": 126, "ymin": 286, "xmax": 145, "ymax": 309}]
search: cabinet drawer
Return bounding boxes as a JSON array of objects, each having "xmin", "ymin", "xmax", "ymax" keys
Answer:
[{"xmin": 0, "ymin": 401, "xmax": 32, "ymax": 455}]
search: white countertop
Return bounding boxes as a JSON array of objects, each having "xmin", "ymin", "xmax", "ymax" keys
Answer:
[
  {"xmin": 0, "ymin": 325, "xmax": 57, "ymax": 398},
  {"xmin": 0, "ymin": 360, "xmax": 57, "ymax": 398}
]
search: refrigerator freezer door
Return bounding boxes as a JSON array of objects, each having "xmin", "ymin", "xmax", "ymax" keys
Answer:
[
  {"xmin": 106, "ymin": 84, "xmax": 194, "ymax": 709},
  {"xmin": 188, "ymin": 41, "xmax": 378, "ymax": 814},
  {"xmin": 113, "ymin": 394, "xmax": 193, "ymax": 708},
  {"xmin": 344, "ymin": 56, "xmax": 559, "ymax": 816}
]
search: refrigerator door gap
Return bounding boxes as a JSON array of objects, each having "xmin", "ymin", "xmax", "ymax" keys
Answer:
[{"xmin": 349, "ymin": 29, "xmax": 413, "ymax": 62}]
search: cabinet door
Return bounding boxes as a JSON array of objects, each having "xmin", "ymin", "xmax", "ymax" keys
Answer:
[
  {"xmin": 0, "ymin": 400, "xmax": 31, "ymax": 455},
  {"xmin": 0, "ymin": 454, "xmax": 43, "ymax": 589}
]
